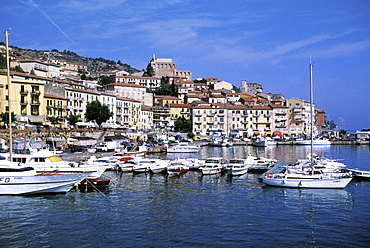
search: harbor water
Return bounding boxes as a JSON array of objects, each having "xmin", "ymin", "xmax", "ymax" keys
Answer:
[{"xmin": 1, "ymin": 145, "xmax": 370, "ymax": 247}]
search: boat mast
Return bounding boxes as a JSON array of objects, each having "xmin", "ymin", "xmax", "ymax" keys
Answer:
[
  {"xmin": 4, "ymin": 30, "xmax": 12, "ymax": 161},
  {"xmin": 309, "ymin": 60, "xmax": 314, "ymax": 167}
]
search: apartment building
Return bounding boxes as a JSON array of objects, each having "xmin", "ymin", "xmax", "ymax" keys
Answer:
[
  {"xmin": 286, "ymin": 98, "xmax": 313, "ymax": 137},
  {"xmin": 44, "ymin": 93, "xmax": 68, "ymax": 125},
  {"xmin": 18, "ymin": 60, "xmax": 60, "ymax": 78},
  {"xmin": 104, "ymin": 82, "xmax": 150, "ymax": 106},
  {"xmin": 0, "ymin": 71, "xmax": 45, "ymax": 124},
  {"xmin": 192, "ymin": 103, "xmax": 228, "ymax": 136}
]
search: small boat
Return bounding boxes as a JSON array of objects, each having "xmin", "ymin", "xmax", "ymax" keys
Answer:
[
  {"xmin": 226, "ymin": 159, "xmax": 250, "ymax": 176},
  {"xmin": 247, "ymin": 156, "xmax": 277, "ymax": 173},
  {"xmin": 78, "ymin": 178, "xmax": 111, "ymax": 192},
  {"xmin": 85, "ymin": 156, "xmax": 117, "ymax": 171},
  {"xmin": 295, "ymin": 139, "xmax": 331, "ymax": 145},
  {"xmin": 132, "ymin": 159, "xmax": 155, "ymax": 173},
  {"xmin": 199, "ymin": 157, "xmax": 225, "ymax": 175},
  {"xmin": 209, "ymin": 137, "xmax": 233, "ymax": 147},
  {"xmin": 116, "ymin": 157, "xmax": 136, "ymax": 172},
  {"xmin": 252, "ymin": 137, "xmax": 276, "ymax": 147},
  {"xmin": 150, "ymin": 159, "xmax": 169, "ymax": 174},
  {"xmin": 167, "ymin": 162, "xmax": 189, "ymax": 175},
  {"xmin": 347, "ymin": 169, "xmax": 370, "ymax": 181},
  {"xmin": 167, "ymin": 143, "xmax": 201, "ymax": 153}
]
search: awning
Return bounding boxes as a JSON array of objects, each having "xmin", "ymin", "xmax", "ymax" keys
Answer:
[
  {"xmin": 28, "ymin": 115, "xmax": 43, "ymax": 123},
  {"xmin": 76, "ymin": 122, "xmax": 96, "ymax": 127},
  {"xmin": 17, "ymin": 116, "xmax": 29, "ymax": 122}
]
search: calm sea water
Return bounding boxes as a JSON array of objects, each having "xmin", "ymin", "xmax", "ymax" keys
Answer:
[{"xmin": 1, "ymin": 145, "xmax": 370, "ymax": 248}]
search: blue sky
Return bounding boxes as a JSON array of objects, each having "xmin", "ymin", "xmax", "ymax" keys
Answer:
[{"xmin": 1, "ymin": 0, "xmax": 369, "ymax": 131}]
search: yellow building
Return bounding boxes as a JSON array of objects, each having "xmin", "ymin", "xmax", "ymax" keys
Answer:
[
  {"xmin": 0, "ymin": 71, "xmax": 46, "ymax": 125},
  {"xmin": 168, "ymin": 103, "xmax": 191, "ymax": 120},
  {"xmin": 44, "ymin": 93, "xmax": 68, "ymax": 127}
]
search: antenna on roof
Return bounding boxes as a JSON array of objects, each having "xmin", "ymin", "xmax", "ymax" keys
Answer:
[{"xmin": 153, "ymin": 53, "xmax": 156, "ymax": 59}]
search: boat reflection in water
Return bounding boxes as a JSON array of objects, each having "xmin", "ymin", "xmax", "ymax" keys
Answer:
[{"xmin": 263, "ymin": 187, "xmax": 353, "ymax": 247}]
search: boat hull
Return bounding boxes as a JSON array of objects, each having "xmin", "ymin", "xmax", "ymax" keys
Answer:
[
  {"xmin": 0, "ymin": 173, "xmax": 88, "ymax": 195},
  {"xmin": 296, "ymin": 140, "xmax": 331, "ymax": 145},
  {"xmin": 263, "ymin": 177, "xmax": 352, "ymax": 189}
]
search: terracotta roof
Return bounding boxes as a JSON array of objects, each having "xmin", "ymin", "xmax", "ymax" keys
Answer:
[
  {"xmin": 44, "ymin": 93, "xmax": 67, "ymax": 100},
  {"xmin": 168, "ymin": 103, "xmax": 192, "ymax": 108},
  {"xmin": 105, "ymin": 83, "xmax": 146, "ymax": 88}
]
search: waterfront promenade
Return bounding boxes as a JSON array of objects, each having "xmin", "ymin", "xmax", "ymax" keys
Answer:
[{"xmin": 0, "ymin": 128, "xmax": 368, "ymax": 147}]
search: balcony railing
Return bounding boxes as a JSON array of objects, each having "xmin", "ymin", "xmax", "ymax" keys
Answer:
[{"xmin": 30, "ymin": 91, "xmax": 40, "ymax": 96}]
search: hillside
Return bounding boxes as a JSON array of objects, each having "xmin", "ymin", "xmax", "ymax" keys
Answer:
[{"xmin": 4, "ymin": 43, "xmax": 140, "ymax": 74}]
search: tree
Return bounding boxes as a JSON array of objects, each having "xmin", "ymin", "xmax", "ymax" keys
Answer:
[
  {"xmin": 66, "ymin": 114, "xmax": 80, "ymax": 128},
  {"xmin": 0, "ymin": 112, "xmax": 16, "ymax": 128},
  {"xmin": 85, "ymin": 100, "xmax": 113, "ymax": 129},
  {"xmin": 98, "ymin": 75, "xmax": 114, "ymax": 86},
  {"xmin": 47, "ymin": 116, "xmax": 60, "ymax": 128},
  {"xmin": 0, "ymin": 55, "xmax": 6, "ymax": 69},
  {"xmin": 144, "ymin": 64, "xmax": 155, "ymax": 77},
  {"xmin": 154, "ymin": 77, "xmax": 173, "ymax": 95},
  {"xmin": 174, "ymin": 116, "xmax": 191, "ymax": 132},
  {"xmin": 11, "ymin": 65, "xmax": 25, "ymax": 73}
]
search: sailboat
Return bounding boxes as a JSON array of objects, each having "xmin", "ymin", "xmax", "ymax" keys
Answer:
[
  {"xmin": 262, "ymin": 62, "xmax": 352, "ymax": 189},
  {"xmin": 0, "ymin": 31, "xmax": 92, "ymax": 195}
]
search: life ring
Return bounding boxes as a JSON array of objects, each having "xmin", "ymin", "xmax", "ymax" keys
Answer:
[{"xmin": 266, "ymin": 172, "xmax": 273, "ymax": 179}]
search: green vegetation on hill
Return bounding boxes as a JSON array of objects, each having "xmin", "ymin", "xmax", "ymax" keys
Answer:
[{"xmin": 0, "ymin": 42, "xmax": 140, "ymax": 74}]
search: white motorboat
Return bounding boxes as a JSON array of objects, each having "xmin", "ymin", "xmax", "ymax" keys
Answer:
[
  {"xmin": 209, "ymin": 137, "xmax": 233, "ymax": 147},
  {"xmin": 347, "ymin": 169, "xmax": 370, "ymax": 181},
  {"xmin": 247, "ymin": 155, "xmax": 277, "ymax": 173},
  {"xmin": 252, "ymin": 137, "xmax": 276, "ymax": 147},
  {"xmin": 167, "ymin": 143, "xmax": 201, "ymax": 153},
  {"xmin": 226, "ymin": 159, "xmax": 250, "ymax": 176},
  {"xmin": 295, "ymin": 139, "xmax": 331, "ymax": 145},
  {"xmin": 115, "ymin": 157, "xmax": 136, "ymax": 172},
  {"xmin": 7, "ymin": 150, "xmax": 106, "ymax": 179},
  {"xmin": 133, "ymin": 159, "xmax": 155, "ymax": 173},
  {"xmin": 85, "ymin": 156, "xmax": 117, "ymax": 171},
  {"xmin": 167, "ymin": 161, "xmax": 189, "ymax": 175},
  {"xmin": 0, "ymin": 160, "xmax": 91, "ymax": 195},
  {"xmin": 199, "ymin": 157, "xmax": 225, "ymax": 175},
  {"xmin": 150, "ymin": 159, "xmax": 169, "ymax": 174}
]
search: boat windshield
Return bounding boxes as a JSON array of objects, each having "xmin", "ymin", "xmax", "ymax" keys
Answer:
[
  {"xmin": 229, "ymin": 160, "xmax": 243, "ymax": 164},
  {"xmin": 205, "ymin": 159, "xmax": 219, "ymax": 163}
]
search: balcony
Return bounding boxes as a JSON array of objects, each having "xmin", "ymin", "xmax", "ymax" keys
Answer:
[
  {"xmin": 30, "ymin": 101, "xmax": 40, "ymax": 106},
  {"xmin": 20, "ymin": 101, "xmax": 28, "ymax": 106},
  {"xmin": 275, "ymin": 124, "xmax": 286, "ymax": 128},
  {"xmin": 30, "ymin": 91, "xmax": 40, "ymax": 96},
  {"xmin": 275, "ymin": 110, "xmax": 288, "ymax": 115},
  {"xmin": 20, "ymin": 90, "xmax": 28, "ymax": 95}
]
